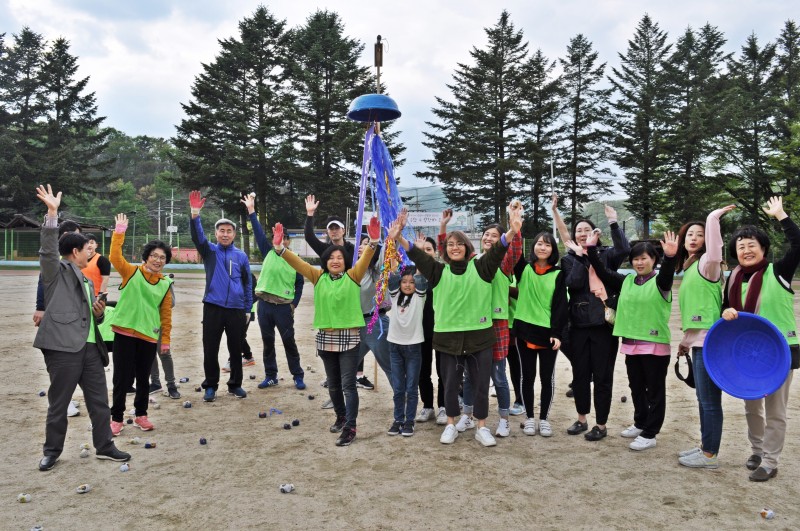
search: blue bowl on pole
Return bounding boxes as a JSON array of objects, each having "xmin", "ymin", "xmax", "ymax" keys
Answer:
[
  {"xmin": 703, "ymin": 312, "xmax": 791, "ymax": 400},
  {"xmin": 347, "ymin": 94, "xmax": 401, "ymax": 122}
]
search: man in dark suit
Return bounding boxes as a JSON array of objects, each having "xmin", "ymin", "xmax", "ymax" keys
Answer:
[{"xmin": 33, "ymin": 184, "xmax": 130, "ymax": 471}]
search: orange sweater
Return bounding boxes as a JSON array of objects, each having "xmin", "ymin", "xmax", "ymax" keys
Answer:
[{"xmin": 110, "ymin": 231, "xmax": 173, "ymax": 347}]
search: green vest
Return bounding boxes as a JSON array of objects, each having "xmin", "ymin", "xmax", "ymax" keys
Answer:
[
  {"xmin": 111, "ymin": 269, "xmax": 173, "ymax": 340},
  {"xmin": 255, "ymin": 250, "xmax": 297, "ymax": 300},
  {"xmin": 514, "ymin": 265, "xmax": 560, "ymax": 328},
  {"xmin": 313, "ymin": 274, "xmax": 363, "ymax": 329},
  {"xmin": 740, "ymin": 264, "xmax": 798, "ymax": 346},
  {"xmin": 490, "ymin": 269, "xmax": 511, "ymax": 320},
  {"xmin": 433, "ymin": 260, "xmax": 493, "ymax": 332},
  {"xmin": 613, "ymin": 274, "xmax": 672, "ymax": 344},
  {"xmin": 98, "ymin": 305, "xmax": 116, "ymax": 342},
  {"xmin": 508, "ymin": 275, "xmax": 518, "ymax": 329},
  {"xmin": 679, "ymin": 261, "xmax": 722, "ymax": 331}
]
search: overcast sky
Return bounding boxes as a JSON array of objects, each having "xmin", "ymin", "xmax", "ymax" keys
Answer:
[{"xmin": 2, "ymin": 0, "xmax": 796, "ymax": 191}]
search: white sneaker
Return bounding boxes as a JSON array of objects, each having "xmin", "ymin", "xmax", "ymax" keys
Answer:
[
  {"xmin": 621, "ymin": 424, "xmax": 643, "ymax": 438},
  {"xmin": 440, "ymin": 424, "xmax": 459, "ymax": 444},
  {"xmin": 436, "ymin": 407, "xmax": 447, "ymax": 425},
  {"xmin": 67, "ymin": 400, "xmax": 80, "ymax": 417},
  {"xmin": 678, "ymin": 451, "xmax": 718, "ymax": 469},
  {"xmin": 475, "ymin": 426, "xmax": 497, "ymax": 447},
  {"xmin": 677, "ymin": 447, "xmax": 702, "ymax": 458},
  {"xmin": 495, "ymin": 418, "xmax": 510, "ymax": 437},
  {"xmin": 538, "ymin": 419, "xmax": 553, "ymax": 437},
  {"xmin": 523, "ymin": 418, "xmax": 537, "ymax": 436},
  {"xmin": 455, "ymin": 414, "xmax": 476, "ymax": 432},
  {"xmin": 490, "ymin": 385, "xmax": 496, "ymax": 397},
  {"xmin": 221, "ymin": 361, "xmax": 231, "ymax": 373},
  {"xmin": 415, "ymin": 408, "xmax": 434, "ymax": 423},
  {"xmin": 629, "ymin": 435, "xmax": 657, "ymax": 451}
]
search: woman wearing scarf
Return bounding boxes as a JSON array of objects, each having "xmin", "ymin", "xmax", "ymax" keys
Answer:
[
  {"xmin": 675, "ymin": 205, "xmax": 735, "ymax": 469},
  {"xmin": 553, "ymin": 196, "xmax": 630, "ymax": 441},
  {"xmin": 721, "ymin": 196, "xmax": 800, "ymax": 482}
]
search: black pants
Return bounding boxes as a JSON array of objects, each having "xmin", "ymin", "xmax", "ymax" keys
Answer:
[
  {"xmin": 202, "ymin": 303, "xmax": 246, "ymax": 391},
  {"xmin": 418, "ymin": 333, "xmax": 444, "ymax": 409},
  {"xmin": 42, "ymin": 344, "xmax": 115, "ymax": 456},
  {"xmin": 441, "ymin": 348, "xmax": 492, "ymax": 420},
  {"xmin": 570, "ymin": 325, "xmax": 618, "ymax": 425},
  {"xmin": 625, "ymin": 354, "xmax": 670, "ymax": 439},
  {"xmin": 111, "ymin": 334, "xmax": 157, "ymax": 422},
  {"xmin": 507, "ymin": 330, "xmax": 523, "ymax": 405},
  {"xmin": 517, "ymin": 341, "xmax": 558, "ymax": 420}
]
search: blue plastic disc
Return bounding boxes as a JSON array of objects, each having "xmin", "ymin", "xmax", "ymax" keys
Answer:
[
  {"xmin": 703, "ymin": 312, "xmax": 791, "ymax": 399},
  {"xmin": 346, "ymin": 94, "xmax": 401, "ymax": 122}
]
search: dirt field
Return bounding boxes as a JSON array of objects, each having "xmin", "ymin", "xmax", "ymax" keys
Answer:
[{"xmin": 2, "ymin": 269, "xmax": 799, "ymax": 530}]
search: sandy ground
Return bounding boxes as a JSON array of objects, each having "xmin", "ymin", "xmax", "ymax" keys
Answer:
[{"xmin": 2, "ymin": 268, "xmax": 799, "ymax": 530}]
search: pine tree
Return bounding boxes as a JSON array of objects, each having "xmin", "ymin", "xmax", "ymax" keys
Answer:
[
  {"xmin": 773, "ymin": 20, "xmax": 800, "ymax": 196},
  {"xmin": 557, "ymin": 34, "xmax": 612, "ymax": 226},
  {"xmin": 173, "ymin": 6, "xmax": 296, "ymax": 248},
  {"xmin": 609, "ymin": 15, "xmax": 672, "ymax": 238},
  {"xmin": 712, "ymin": 34, "xmax": 779, "ymax": 225},
  {"xmin": 661, "ymin": 24, "xmax": 731, "ymax": 227},
  {"xmin": 0, "ymin": 27, "xmax": 47, "ymax": 217},
  {"xmin": 517, "ymin": 49, "xmax": 563, "ymax": 233},
  {"xmin": 418, "ymin": 10, "xmax": 527, "ymax": 225}
]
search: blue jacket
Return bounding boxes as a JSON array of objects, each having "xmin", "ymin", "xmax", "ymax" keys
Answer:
[
  {"xmin": 191, "ymin": 216, "xmax": 252, "ymax": 311},
  {"xmin": 249, "ymin": 212, "xmax": 303, "ymax": 307}
]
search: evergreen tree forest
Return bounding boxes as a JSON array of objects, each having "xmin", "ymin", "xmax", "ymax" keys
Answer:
[
  {"xmin": 2, "ymin": 7, "xmax": 799, "ymax": 248},
  {"xmin": 421, "ymin": 12, "xmax": 800, "ymax": 239}
]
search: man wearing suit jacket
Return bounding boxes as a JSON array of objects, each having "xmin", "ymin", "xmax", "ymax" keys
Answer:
[{"xmin": 33, "ymin": 184, "xmax": 130, "ymax": 471}]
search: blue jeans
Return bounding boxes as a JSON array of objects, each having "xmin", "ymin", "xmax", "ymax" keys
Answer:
[
  {"xmin": 258, "ymin": 301, "xmax": 303, "ymax": 380},
  {"xmin": 319, "ymin": 345, "xmax": 361, "ymax": 429},
  {"xmin": 462, "ymin": 358, "xmax": 511, "ymax": 417},
  {"xmin": 389, "ymin": 342, "xmax": 422, "ymax": 424},
  {"xmin": 692, "ymin": 347, "xmax": 723, "ymax": 454},
  {"xmin": 359, "ymin": 314, "xmax": 392, "ymax": 381}
]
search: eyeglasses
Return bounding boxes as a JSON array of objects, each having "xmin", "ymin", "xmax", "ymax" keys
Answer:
[
  {"xmin": 149, "ymin": 254, "xmax": 167, "ymax": 262},
  {"xmin": 446, "ymin": 242, "xmax": 466, "ymax": 249}
]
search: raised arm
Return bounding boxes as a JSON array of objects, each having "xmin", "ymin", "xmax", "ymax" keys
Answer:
[
  {"xmin": 474, "ymin": 201, "xmax": 522, "ymax": 282},
  {"xmin": 500, "ymin": 200, "xmax": 524, "ymax": 275},
  {"xmin": 604, "ymin": 204, "xmax": 631, "ymax": 270},
  {"xmin": 551, "ymin": 193, "xmax": 571, "ymax": 244},
  {"xmin": 656, "ymin": 231, "xmax": 678, "ymax": 295},
  {"xmin": 35, "ymin": 184, "xmax": 61, "ymax": 284},
  {"xmin": 273, "ymin": 223, "xmax": 322, "ymax": 284},
  {"xmin": 242, "ymin": 193, "xmax": 272, "ymax": 257},
  {"xmin": 109, "ymin": 213, "xmax": 138, "ymax": 282},
  {"xmin": 766, "ymin": 197, "xmax": 800, "ymax": 280},
  {"xmin": 585, "ymin": 230, "xmax": 625, "ymax": 293},
  {"xmin": 697, "ymin": 205, "xmax": 735, "ymax": 280},
  {"xmin": 347, "ymin": 217, "xmax": 380, "ymax": 284},
  {"xmin": 303, "ymin": 194, "xmax": 328, "ymax": 257},
  {"xmin": 189, "ymin": 190, "xmax": 210, "ymax": 256}
]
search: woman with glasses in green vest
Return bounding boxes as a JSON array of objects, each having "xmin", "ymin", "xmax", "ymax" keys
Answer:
[
  {"xmin": 390, "ymin": 205, "xmax": 523, "ymax": 448},
  {"xmin": 271, "ymin": 217, "xmax": 380, "ymax": 447},
  {"xmin": 579, "ymin": 229, "xmax": 679, "ymax": 451}
]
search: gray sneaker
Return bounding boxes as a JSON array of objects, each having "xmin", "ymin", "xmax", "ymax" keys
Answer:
[
  {"xmin": 321, "ymin": 398, "xmax": 334, "ymax": 409},
  {"xmin": 679, "ymin": 451, "xmax": 718, "ymax": 469}
]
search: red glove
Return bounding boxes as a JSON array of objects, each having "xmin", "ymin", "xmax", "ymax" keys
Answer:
[
  {"xmin": 189, "ymin": 190, "xmax": 206, "ymax": 211},
  {"xmin": 272, "ymin": 223, "xmax": 284, "ymax": 247},
  {"xmin": 367, "ymin": 216, "xmax": 380, "ymax": 241}
]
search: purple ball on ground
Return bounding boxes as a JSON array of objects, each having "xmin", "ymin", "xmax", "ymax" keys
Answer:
[
  {"xmin": 249, "ymin": 374, "xmax": 256, "ymax": 380},
  {"xmin": 195, "ymin": 386, "xmax": 202, "ymax": 392},
  {"xmin": 38, "ymin": 390, "xmax": 46, "ymax": 397},
  {"xmin": 126, "ymin": 418, "xmax": 133, "ymax": 425},
  {"xmin": 292, "ymin": 419, "xmax": 300, "ymax": 426},
  {"xmin": 621, "ymin": 396, "xmax": 628, "ymax": 403},
  {"xmin": 258, "ymin": 411, "xmax": 267, "ymax": 418},
  {"xmin": 308, "ymin": 394, "xmax": 315, "ymax": 400},
  {"xmin": 283, "ymin": 423, "xmax": 291, "ymax": 430},
  {"xmin": 199, "ymin": 437, "xmax": 207, "ymax": 445}
]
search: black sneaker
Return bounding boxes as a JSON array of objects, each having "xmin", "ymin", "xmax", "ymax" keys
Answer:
[
  {"xmin": 166, "ymin": 384, "xmax": 181, "ymax": 399},
  {"xmin": 96, "ymin": 446, "xmax": 131, "ymax": 462},
  {"xmin": 336, "ymin": 427, "xmax": 356, "ymax": 446},
  {"xmin": 401, "ymin": 422, "xmax": 415, "ymax": 437},
  {"xmin": 567, "ymin": 420, "xmax": 589, "ymax": 435},
  {"xmin": 330, "ymin": 416, "xmax": 346, "ymax": 433},
  {"xmin": 565, "ymin": 388, "xmax": 574, "ymax": 398},
  {"xmin": 584, "ymin": 425, "xmax": 608, "ymax": 441},
  {"xmin": 387, "ymin": 421, "xmax": 402, "ymax": 436},
  {"xmin": 126, "ymin": 386, "xmax": 136, "ymax": 395},
  {"xmin": 149, "ymin": 382, "xmax": 163, "ymax": 395},
  {"xmin": 321, "ymin": 379, "xmax": 329, "ymax": 388},
  {"xmin": 356, "ymin": 376, "xmax": 374, "ymax": 390}
]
